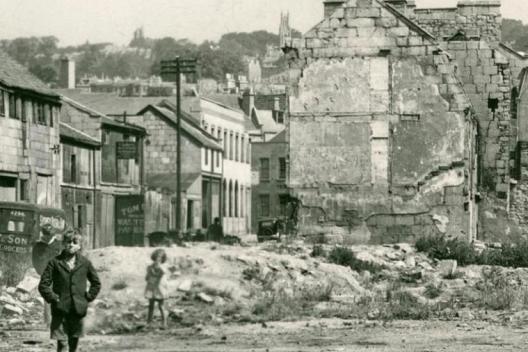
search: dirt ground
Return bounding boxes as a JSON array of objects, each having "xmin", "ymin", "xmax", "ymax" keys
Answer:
[{"xmin": 3, "ymin": 319, "xmax": 528, "ymax": 352}]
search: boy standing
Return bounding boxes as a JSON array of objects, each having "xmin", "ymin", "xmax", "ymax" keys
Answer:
[{"xmin": 38, "ymin": 230, "xmax": 101, "ymax": 352}]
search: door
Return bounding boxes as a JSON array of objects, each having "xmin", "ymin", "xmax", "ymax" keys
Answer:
[{"xmin": 187, "ymin": 200, "xmax": 194, "ymax": 230}]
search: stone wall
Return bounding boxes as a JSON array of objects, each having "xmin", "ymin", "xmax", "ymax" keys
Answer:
[
  {"xmin": 130, "ymin": 110, "xmax": 201, "ymax": 177},
  {"xmin": 284, "ymin": 0, "xmax": 476, "ymax": 243},
  {"xmin": 414, "ymin": 0, "xmax": 501, "ymax": 43}
]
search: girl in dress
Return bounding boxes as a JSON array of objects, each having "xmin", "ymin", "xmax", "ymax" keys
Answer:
[{"xmin": 145, "ymin": 248, "xmax": 169, "ymax": 328}]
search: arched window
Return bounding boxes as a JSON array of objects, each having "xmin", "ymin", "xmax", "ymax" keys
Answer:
[
  {"xmin": 222, "ymin": 179, "xmax": 227, "ymax": 217},
  {"xmin": 234, "ymin": 181, "xmax": 239, "ymax": 217},
  {"xmin": 240, "ymin": 185, "xmax": 244, "ymax": 218},
  {"xmin": 228, "ymin": 180, "xmax": 233, "ymax": 217}
]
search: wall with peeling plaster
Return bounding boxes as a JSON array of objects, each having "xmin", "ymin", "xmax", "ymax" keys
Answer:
[{"xmin": 283, "ymin": 0, "xmax": 476, "ymax": 243}]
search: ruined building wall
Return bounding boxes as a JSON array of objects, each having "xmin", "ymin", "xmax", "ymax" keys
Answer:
[
  {"xmin": 284, "ymin": 0, "xmax": 476, "ymax": 244},
  {"xmin": 414, "ymin": 1, "xmax": 501, "ymax": 43}
]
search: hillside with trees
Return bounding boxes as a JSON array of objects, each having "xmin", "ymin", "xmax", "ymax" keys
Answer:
[
  {"xmin": 4, "ymin": 19, "xmax": 525, "ymax": 86},
  {"xmin": 0, "ymin": 29, "xmax": 295, "ymax": 85}
]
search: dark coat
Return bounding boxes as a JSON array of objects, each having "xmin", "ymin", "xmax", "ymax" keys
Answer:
[{"xmin": 38, "ymin": 251, "xmax": 101, "ymax": 317}]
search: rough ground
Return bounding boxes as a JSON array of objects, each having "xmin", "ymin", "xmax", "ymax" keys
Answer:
[
  {"xmin": 3, "ymin": 241, "xmax": 528, "ymax": 351},
  {"xmin": 3, "ymin": 320, "xmax": 528, "ymax": 351}
]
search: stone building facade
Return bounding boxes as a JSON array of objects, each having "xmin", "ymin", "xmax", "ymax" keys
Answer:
[
  {"xmin": 135, "ymin": 102, "xmax": 223, "ymax": 235},
  {"xmin": 281, "ymin": 0, "xmax": 479, "ymax": 243},
  {"xmin": 0, "ymin": 50, "xmax": 62, "ymax": 208}
]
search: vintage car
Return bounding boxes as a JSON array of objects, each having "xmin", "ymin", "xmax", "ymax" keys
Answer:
[{"xmin": 0, "ymin": 202, "xmax": 66, "ymax": 275}]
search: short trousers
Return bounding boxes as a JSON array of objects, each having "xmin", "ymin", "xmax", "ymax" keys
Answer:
[{"xmin": 50, "ymin": 312, "xmax": 84, "ymax": 341}]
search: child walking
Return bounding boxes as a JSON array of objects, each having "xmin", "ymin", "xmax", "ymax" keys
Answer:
[
  {"xmin": 38, "ymin": 229, "xmax": 101, "ymax": 352},
  {"xmin": 145, "ymin": 248, "xmax": 169, "ymax": 328}
]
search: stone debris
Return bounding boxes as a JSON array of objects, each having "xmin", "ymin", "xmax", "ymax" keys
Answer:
[
  {"xmin": 437, "ymin": 260, "xmax": 458, "ymax": 278},
  {"xmin": 197, "ymin": 293, "xmax": 214, "ymax": 304},
  {"xmin": 177, "ymin": 279, "xmax": 193, "ymax": 292}
]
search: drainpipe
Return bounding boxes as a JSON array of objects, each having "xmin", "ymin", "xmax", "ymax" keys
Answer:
[{"xmin": 92, "ymin": 148, "xmax": 97, "ymax": 249}]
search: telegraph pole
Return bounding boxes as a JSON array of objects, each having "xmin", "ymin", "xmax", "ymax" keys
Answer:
[{"xmin": 160, "ymin": 57, "xmax": 197, "ymax": 234}]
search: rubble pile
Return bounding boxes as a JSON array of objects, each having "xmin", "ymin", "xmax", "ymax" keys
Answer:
[
  {"xmin": 5, "ymin": 241, "xmax": 528, "ymax": 333},
  {"xmin": 0, "ymin": 268, "xmax": 45, "ymax": 327}
]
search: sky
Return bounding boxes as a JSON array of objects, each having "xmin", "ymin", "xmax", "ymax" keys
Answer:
[{"xmin": 0, "ymin": 0, "xmax": 526, "ymax": 46}]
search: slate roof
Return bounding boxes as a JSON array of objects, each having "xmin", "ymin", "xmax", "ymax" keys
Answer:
[
  {"xmin": 0, "ymin": 50, "xmax": 59, "ymax": 99},
  {"xmin": 55, "ymin": 89, "xmax": 201, "ymax": 119},
  {"xmin": 252, "ymin": 108, "xmax": 284, "ymax": 134},
  {"xmin": 60, "ymin": 122, "xmax": 101, "ymax": 148},
  {"xmin": 61, "ymin": 96, "xmax": 147, "ymax": 135},
  {"xmin": 138, "ymin": 104, "xmax": 222, "ymax": 151},
  {"xmin": 201, "ymin": 94, "xmax": 243, "ymax": 112}
]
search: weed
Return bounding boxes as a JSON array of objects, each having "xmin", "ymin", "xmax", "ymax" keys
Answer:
[
  {"xmin": 328, "ymin": 247, "xmax": 384, "ymax": 274},
  {"xmin": 442, "ymin": 271, "xmax": 464, "ymax": 280},
  {"xmin": 424, "ymin": 283, "xmax": 443, "ymax": 299},
  {"xmin": 251, "ymin": 283, "xmax": 334, "ymax": 321},
  {"xmin": 311, "ymin": 245, "xmax": 326, "ymax": 258},
  {"xmin": 242, "ymin": 267, "xmax": 260, "ymax": 281}
]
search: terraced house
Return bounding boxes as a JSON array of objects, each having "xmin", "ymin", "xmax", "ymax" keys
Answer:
[{"xmin": 0, "ymin": 50, "xmax": 62, "ymax": 207}]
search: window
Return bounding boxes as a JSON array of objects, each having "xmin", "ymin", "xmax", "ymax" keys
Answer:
[
  {"xmin": 71, "ymin": 154, "xmax": 77, "ymax": 184},
  {"xmin": 260, "ymin": 158, "xmax": 270, "ymax": 181},
  {"xmin": 37, "ymin": 103, "xmax": 46, "ymax": 125},
  {"xmin": 19, "ymin": 179, "xmax": 29, "ymax": 201},
  {"xmin": 229, "ymin": 133, "xmax": 234, "ymax": 160},
  {"xmin": 32, "ymin": 101, "xmax": 38, "ymax": 124},
  {"xmin": 235, "ymin": 134, "xmax": 239, "ymax": 162},
  {"xmin": 8, "ymin": 94, "xmax": 15, "ymax": 119},
  {"xmin": 0, "ymin": 90, "xmax": 5, "ymax": 116},
  {"xmin": 279, "ymin": 157, "xmax": 287, "ymax": 180},
  {"xmin": 216, "ymin": 149, "xmax": 220, "ymax": 167},
  {"xmin": 0, "ymin": 176, "xmax": 17, "ymax": 201},
  {"xmin": 241, "ymin": 137, "xmax": 245, "ymax": 163},
  {"xmin": 274, "ymin": 111, "xmax": 285, "ymax": 124},
  {"xmin": 21, "ymin": 99, "xmax": 26, "ymax": 122},
  {"xmin": 15, "ymin": 98, "xmax": 22, "ymax": 120},
  {"xmin": 44, "ymin": 104, "xmax": 51, "ymax": 126},
  {"xmin": 259, "ymin": 194, "xmax": 270, "ymax": 217},
  {"xmin": 205, "ymin": 148, "xmax": 209, "ymax": 165}
]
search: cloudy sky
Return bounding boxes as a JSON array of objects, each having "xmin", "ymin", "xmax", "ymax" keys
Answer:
[{"xmin": 0, "ymin": 0, "xmax": 525, "ymax": 46}]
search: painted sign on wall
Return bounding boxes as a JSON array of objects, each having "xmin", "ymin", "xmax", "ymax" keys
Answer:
[{"xmin": 115, "ymin": 195, "xmax": 144, "ymax": 246}]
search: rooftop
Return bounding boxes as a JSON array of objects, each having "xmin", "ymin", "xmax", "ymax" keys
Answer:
[{"xmin": 0, "ymin": 50, "xmax": 59, "ymax": 99}]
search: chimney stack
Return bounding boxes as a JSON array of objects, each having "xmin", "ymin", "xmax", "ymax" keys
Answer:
[
  {"xmin": 59, "ymin": 57, "xmax": 76, "ymax": 89},
  {"xmin": 323, "ymin": 0, "xmax": 345, "ymax": 19}
]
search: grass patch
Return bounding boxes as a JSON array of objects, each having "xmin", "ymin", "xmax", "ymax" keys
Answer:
[
  {"xmin": 416, "ymin": 235, "xmax": 528, "ymax": 268},
  {"xmin": 251, "ymin": 283, "xmax": 334, "ymax": 321},
  {"xmin": 424, "ymin": 283, "xmax": 443, "ymax": 299}
]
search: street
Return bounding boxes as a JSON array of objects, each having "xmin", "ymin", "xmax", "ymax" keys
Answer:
[{"xmin": 3, "ymin": 319, "xmax": 528, "ymax": 352}]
